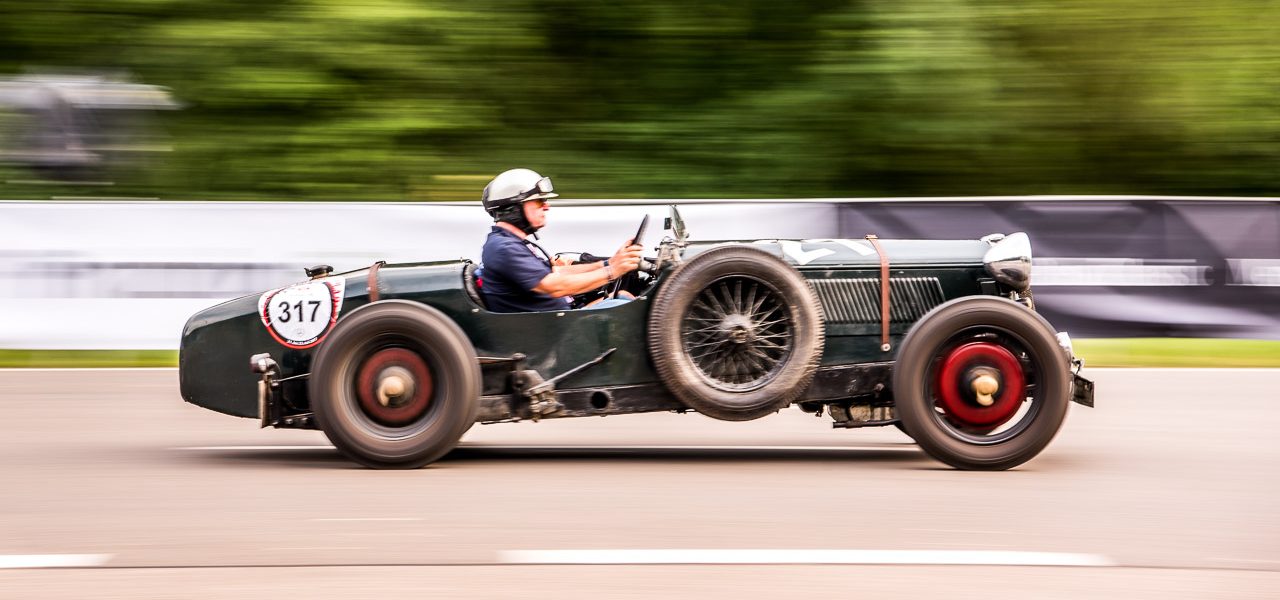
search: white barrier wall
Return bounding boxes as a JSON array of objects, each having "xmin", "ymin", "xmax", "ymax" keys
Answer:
[{"xmin": 0, "ymin": 201, "xmax": 839, "ymax": 349}]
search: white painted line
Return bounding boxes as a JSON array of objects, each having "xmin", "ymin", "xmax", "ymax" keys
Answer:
[
  {"xmin": 0, "ymin": 554, "xmax": 113, "ymax": 569},
  {"xmin": 311, "ymin": 518, "xmax": 423, "ymax": 522},
  {"xmin": 500, "ymin": 549, "xmax": 1115, "ymax": 567}
]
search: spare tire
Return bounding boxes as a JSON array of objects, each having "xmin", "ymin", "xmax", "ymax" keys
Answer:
[{"xmin": 648, "ymin": 244, "xmax": 824, "ymax": 421}]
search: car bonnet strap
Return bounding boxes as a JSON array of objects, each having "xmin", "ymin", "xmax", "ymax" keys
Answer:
[
  {"xmin": 367, "ymin": 260, "xmax": 386, "ymax": 302},
  {"xmin": 865, "ymin": 235, "xmax": 891, "ymax": 352}
]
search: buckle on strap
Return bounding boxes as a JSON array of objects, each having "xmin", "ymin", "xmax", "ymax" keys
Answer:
[{"xmin": 865, "ymin": 235, "xmax": 891, "ymax": 352}]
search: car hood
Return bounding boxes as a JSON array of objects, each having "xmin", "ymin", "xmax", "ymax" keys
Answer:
[{"xmin": 683, "ymin": 239, "xmax": 990, "ymax": 268}]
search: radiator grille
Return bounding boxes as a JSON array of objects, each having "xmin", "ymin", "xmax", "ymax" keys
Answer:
[{"xmin": 809, "ymin": 277, "xmax": 946, "ymax": 324}]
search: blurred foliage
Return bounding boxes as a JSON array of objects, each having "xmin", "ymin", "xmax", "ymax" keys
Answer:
[{"xmin": 0, "ymin": 0, "xmax": 1277, "ymax": 200}]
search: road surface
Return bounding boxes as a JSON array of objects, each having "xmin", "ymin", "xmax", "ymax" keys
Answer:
[{"xmin": 0, "ymin": 368, "xmax": 1276, "ymax": 598}]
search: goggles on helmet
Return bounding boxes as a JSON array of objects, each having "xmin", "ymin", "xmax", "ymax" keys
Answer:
[{"xmin": 509, "ymin": 176, "xmax": 554, "ymax": 202}]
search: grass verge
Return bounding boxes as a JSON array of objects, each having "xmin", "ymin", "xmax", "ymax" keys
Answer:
[
  {"xmin": 1072, "ymin": 338, "xmax": 1280, "ymax": 368},
  {"xmin": 3, "ymin": 339, "xmax": 1280, "ymax": 368},
  {"xmin": 0, "ymin": 349, "xmax": 179, "ymax": 368}
]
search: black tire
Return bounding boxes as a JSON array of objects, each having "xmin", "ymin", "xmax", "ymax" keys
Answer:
[
  {"xmin": 648, "ymin": 245, "xmax": 824, "ymax": 421},
  {"xmin": 310, "ymin": 300, "xmax": 480, "ymax": 469},
  {"xmin": 894, "ymin": 296, "xmax": 1070, "ymax": 470}
]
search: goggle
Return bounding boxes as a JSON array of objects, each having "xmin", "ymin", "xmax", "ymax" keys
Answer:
[{"xmin": 512, "ymin": 176, "xmax": 554, "ymax": 202}]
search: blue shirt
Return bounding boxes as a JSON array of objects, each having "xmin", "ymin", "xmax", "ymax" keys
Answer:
[{"xmin": 480, "ymin": 226, "xmax": 572, "ymax": 313}]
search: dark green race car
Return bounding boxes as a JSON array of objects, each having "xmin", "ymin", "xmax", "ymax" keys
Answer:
[{"xmin": 179, "ymin": 207, "xmax": 1093, "ymax": 470}]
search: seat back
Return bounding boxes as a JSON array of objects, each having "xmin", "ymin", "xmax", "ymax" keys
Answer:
[{"xmin": 462, "ymin": 262, "xmax": 488, "ymax": 309}]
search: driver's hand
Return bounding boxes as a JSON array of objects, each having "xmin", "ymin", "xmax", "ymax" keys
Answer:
[
  {"xmin": 610, "ymin": 239, "xmax": 644, "ymax": 274},
  {"xmin": 552, "ymin": 255, "xmax": 575, "ymax": 267}
]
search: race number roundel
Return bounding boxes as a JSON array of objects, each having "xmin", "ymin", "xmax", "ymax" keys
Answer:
[{"xmin": 258, "ymin": 277, "xmax": 346, "ymax": 349}]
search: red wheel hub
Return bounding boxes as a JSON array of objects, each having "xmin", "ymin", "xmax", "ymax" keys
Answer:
[
  {"xmin": 355, "ymin": 348, "xmax": 433, "ymax": 426},
  {"xmin": 934, "ymin": 341, "xmax": 1026, "ymax": 428}
]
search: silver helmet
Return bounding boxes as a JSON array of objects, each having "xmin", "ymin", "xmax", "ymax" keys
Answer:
[{"xmin": 481, "ymin": 168, "xmax": 558, "ymax": 215}]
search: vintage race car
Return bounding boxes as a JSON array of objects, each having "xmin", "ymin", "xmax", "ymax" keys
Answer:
[{"xmin": 179, "ymin": 207, "xmax": 1094, "ymax": 470}]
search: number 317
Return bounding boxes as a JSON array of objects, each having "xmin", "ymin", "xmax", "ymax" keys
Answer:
[{"xmin": 277, "ymin": 300, "xmax": 322, "ymax": 322}]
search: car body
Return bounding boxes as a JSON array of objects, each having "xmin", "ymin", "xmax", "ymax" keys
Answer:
[{"xmin": 180, "ymin": 207, "xmax": 1094, "ymax": 470}]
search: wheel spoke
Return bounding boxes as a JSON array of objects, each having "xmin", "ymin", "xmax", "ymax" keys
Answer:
[
  {"xmin": 727, "ymin": 353, "xmax": 747, "ymax": 381},
  {"xmin": 753, "ymin": 303, "xmax": 782, "ymax": 324},
  {"xmin": 702, "ymin": 290, "xmax": 730, "ymax": 317},
  {"xmin": 718, "ymin": 283, "xmax": 738, "ymax": 316},
  {"xmin": 744, "ymin": 283, "xmax": 759, "ymax": 318},
  {"xmin": 691, "ymin": 299, "xmax": 720, "ymax": 318},
  {"xmin": 748, "ymin": 284, "xmax": 770, "ymax": 315},
  {"xmin": 755, "ymin": 337, "xmax": 785, "ymax": 350},
  {"xmin": 744, "ymin": 346, "xmax": 775, "ymax": 364},
  {"xmin": 715, "ymin": 350, "xmax": 736, "ymax": 379},
  {"xmin": 740, "ymin": 351, "xmax": 768, "ymax": 375},
  {"xmin": 685, "ymin": 323, "xmax": 723, "ymax": 334},
  {"xmin": 686, "ymin": 310, "xmax": 719, "ymax": 322},
  {"xmin": 692, "ymin": 347, "xmax": 720, "ymax": 371},
  {"xmin": 687, "ymin": 338, "xmax": 727, "ymax": 352},
  {"xmin": 753, "ymin": 315, "xmax": 790, "ymax": 330},
  {"xmin": 732, "ymin": 353, "xmax": 752, "ymax": 382}
]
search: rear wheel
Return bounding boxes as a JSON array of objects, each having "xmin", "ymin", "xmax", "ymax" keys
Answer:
[
  {"xmin": 310, "ymin": 301, "xmax": 480, "ymax": 469},
  {"xmin": 894, "ymin": 296, "xmax": 1069, "ymax": 470}
]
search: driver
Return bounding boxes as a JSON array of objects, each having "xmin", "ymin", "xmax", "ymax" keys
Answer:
[{"xmin": 478, "ymin": 168, "xmax": 643, "ymax": 313}]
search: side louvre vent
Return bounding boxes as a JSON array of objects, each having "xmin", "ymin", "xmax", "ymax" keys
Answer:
[{"xmin": 809, "ymin": 277, "xmax": 946, "ymax": 324}]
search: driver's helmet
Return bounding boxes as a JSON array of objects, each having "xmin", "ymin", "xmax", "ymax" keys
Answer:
[{"xmin": 481, "ymin": 168, "xmax": 558, "ymax": 216}]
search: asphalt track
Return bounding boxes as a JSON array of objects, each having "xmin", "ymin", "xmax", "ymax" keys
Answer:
[{"xmin": 0, "ymin": 368, "xmax": 1277, "ymax": 599}]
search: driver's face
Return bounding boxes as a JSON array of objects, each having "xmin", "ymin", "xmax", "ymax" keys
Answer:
[{"xmin": 523, "ymin": 197, "xmax": 549, "ymax": 229}]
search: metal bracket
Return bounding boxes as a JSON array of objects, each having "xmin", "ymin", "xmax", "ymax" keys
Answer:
[
  {"xmin": 251, "ymin": 353, "xmax": 281, "ymax": 428},
  {"xmin": 510, "ymin": 348, "xmax": 617, "ymax": 420},
  {"xmin": 251, "ymin": 353, "xmax": 314, "ymax": 428}
]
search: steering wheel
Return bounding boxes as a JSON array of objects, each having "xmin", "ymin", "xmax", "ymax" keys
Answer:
[{"xmin": 608, "ymin": 215, "xmax": 650, "ymax": 297}]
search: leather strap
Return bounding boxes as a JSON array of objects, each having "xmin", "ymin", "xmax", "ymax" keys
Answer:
[
  {"xmin": 367, "ymin": 261, "xmax": 386, "ymax": 302},
  {"xmin": 865, "ymin": 235, "xmax": 891, "ymax": 352}
]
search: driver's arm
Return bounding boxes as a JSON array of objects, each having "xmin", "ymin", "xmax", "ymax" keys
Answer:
[
  {"xmin": 552, "ymin": 262, "xmax": 605, "ymax": 275},
  {"xmin": 534, "ymin": 241, "xmax": 643, "ymax": 298},
  {"xmin": 533, "ymin": 268, "xmax": 614, "ymax": 298}
]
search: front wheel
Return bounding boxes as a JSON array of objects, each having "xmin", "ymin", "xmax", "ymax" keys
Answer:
[
  {"xmin": 894, "ymin": 296, "xmax": 1070, "ymax": 470},
  {"xmin": 310, "ymin": 301, "xmax": 480, "ymax": 469}
]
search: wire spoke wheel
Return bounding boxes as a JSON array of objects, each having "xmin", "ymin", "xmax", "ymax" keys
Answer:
[
  {"xmin": 682, "ymin": 276, "xmax": 794, "ymax": 391},
  {"xmin": 648, "ymin": 245, "xmax": 824, "ymax": 421}
]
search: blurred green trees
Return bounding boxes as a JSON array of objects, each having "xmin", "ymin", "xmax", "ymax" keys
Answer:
[{"xmin": 0, "ymin": 0, "xmax": 1276, "ymax": 200}]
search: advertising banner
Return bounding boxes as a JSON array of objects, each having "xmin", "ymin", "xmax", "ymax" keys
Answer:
[{"xmin": 1, "ymin": 197, "xmax": 1275, "ymax": 349}]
